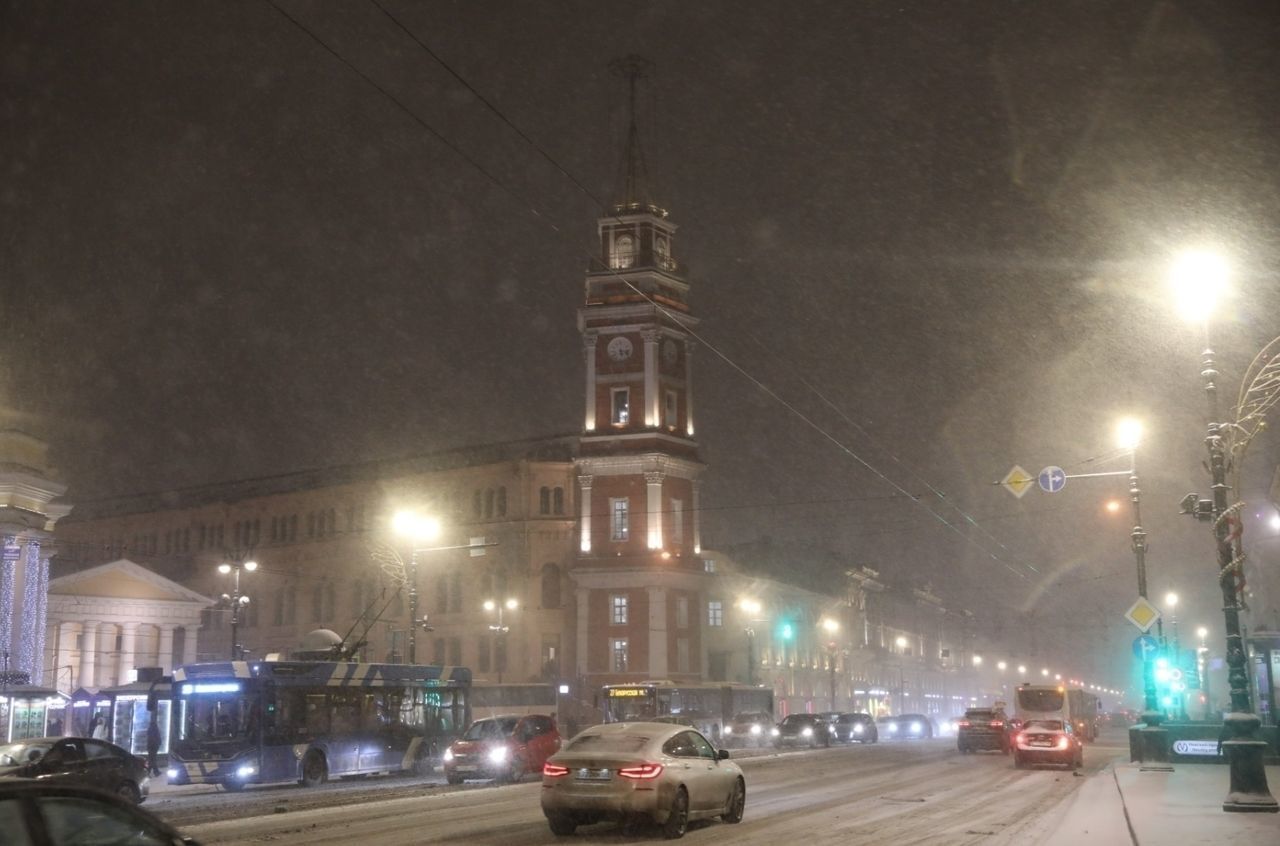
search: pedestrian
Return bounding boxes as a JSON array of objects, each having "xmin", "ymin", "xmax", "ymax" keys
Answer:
[
  {"xmin": 91, "ymin": 715, "xmax": 108, "ymax": 740},
  {"xmin": 146, "ymin": 718, "xmax": 162, "ymax": 777}
]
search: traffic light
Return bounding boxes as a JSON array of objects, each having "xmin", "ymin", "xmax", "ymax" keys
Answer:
[{"xmin": 778, "ymin": 621, "xmax": 795, "ymax": 642}]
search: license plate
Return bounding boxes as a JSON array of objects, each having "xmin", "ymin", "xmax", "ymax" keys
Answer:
[
  {"xmin": 576, "ymin": 768, "xmax": 610, "ymax": 780},
  {"xmin": 1031, "ymin": 740, "xmax": 1053, "ymax": 747},
  {"xmin": 454, "ymin": 765, "xmax": 477, "ymax": 772}
]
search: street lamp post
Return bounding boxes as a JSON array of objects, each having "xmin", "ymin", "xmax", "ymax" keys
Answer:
[
  {"xmin": 895, "ymin": 636, "xmax": 908, "ymax": 714},
  {"xmin": 392, "ymin": 511, "xmax": 442, "ymax": 665},
  {"xmin": 217, "ymin": 560, "xmax": 257, "ymax": 660},
  {"xmin": 1197, "ymin": 626, "xmax": 1211, "ymax": 718},
  {"xmin": 1116, "ymin": 417, "xmax": 1172, "ymax": 768},
  {"xmin": 821, "ymin": 618, "xmax": 840, "ymax": 711},
  {"xmin": 739, "ymin": 599, "xmax": 764, "ymax": 686},
  {"xmin": 484, "ymin": 599, "xmax": 518, "ymax": 683},
  {"xmin": 1170, "ymin": 249, "xmax": 1277, "ymax": 812}
]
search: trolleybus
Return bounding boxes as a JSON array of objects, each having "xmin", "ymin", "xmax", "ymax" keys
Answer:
[
  {"xmin": 600, "ymin": 680, "xmax": 773, "ymax": 742},
  {"xmin": 167, "ymin": 660, "xmax": 470, "ymax": 791}
]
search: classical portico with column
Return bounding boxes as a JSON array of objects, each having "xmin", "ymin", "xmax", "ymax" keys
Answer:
[{"xmin": 46, "ymin": 558, "xmax": 212, "ymax": 691}]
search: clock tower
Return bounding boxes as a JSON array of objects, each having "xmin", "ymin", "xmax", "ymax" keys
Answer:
[{"xmin": 573, "ymin": 57, "xmax": 707, "ymax": 686}]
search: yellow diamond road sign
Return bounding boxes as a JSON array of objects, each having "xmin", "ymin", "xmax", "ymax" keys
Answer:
[
  {"xmin": 1001, "ymin": 465, "xmax": 1035, "ymax": 499},
  {"xmin": 1125, "ymin": 597, "xmax": 1162, "ymax": 633}
]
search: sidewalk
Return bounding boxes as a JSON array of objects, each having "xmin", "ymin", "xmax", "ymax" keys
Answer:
[{"xmin": 1039, "ymin": 760, "xmax": 1279, "ymax": 846}]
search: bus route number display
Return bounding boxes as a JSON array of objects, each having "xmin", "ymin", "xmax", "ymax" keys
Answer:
[{"xmin": 609, "ymin": 688, "xmax": 645, "ymax": 697}]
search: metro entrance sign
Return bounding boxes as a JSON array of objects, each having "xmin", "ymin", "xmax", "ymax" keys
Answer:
[{"xmin": 1125, "ymin": 596, "xmax": 1162, "ymax": 633}]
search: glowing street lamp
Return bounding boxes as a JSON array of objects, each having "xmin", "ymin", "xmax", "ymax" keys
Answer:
[
  {"xmin": 1169, "ymin": 249, "xmax": 1229, "ymax": 323},
  {"xmin": 997, "ymin": 661, "xmax": 1007, "ymax": 672},
  {"xmin": 394, "ymin": 509, "xmax": 443, "ymax": 664},
  {"xmin": 218, "ymin": 560, "xmax": 257, "ymax": 660},
  {"xmin": 483, "ymin": 598, "xmax": 519, "ymax": 683}
]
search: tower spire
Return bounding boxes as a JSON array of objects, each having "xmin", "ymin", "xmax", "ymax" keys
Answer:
[{"xmin": 608, "ymin": 55, "xmax": 660, "ymax": 215}]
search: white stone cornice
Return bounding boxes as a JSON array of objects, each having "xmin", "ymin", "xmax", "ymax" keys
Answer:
[
  {"xmin": 47, "ymin": 595, "xmax": 207, "ymax": 626},
  {"xmin": 578, "ymin": 432, "xmax": 700, "ymax": 452},
  {"xmin": 571, "ymin": 567, "xmax": 708, "ymax": 593},
  {"xmin": 576, "ymin": 452, "xmax": 703, "ymax": 481}
]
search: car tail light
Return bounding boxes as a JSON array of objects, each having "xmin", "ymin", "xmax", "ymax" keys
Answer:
[
  {"xmin": 957, "ymin": 720, "xmax": 970, "ymax": 728},
  {"xmin": 542, "ymin": 763, "xmax": 570, "ymax": 778},
  {"xmin": 617, "ymin": 763, "xmax": 664, "ymax": 780},
  {"xmin": 1056, "ymin": 736, "xmax": 1070, "ymax": 750},
  {"xmin": 990, "ymin": 721, "xmax": 1004, "ymax": 728},
  {"xmin": 1015, "ymin": 732, "xmax": 1026, "ymax": 746}
]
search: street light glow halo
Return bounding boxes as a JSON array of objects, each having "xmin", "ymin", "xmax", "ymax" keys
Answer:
[
  {"xmin": 1165, "ymin": 591, "xmax": 1178, "ymax": 608},
  {"xmin": 1116, "ymin": 417, "xmax": 1143, "ymax": 451},
  {"xmin": 243, "ymin": 560, "xmax": 258, "ymax": 571},
  {"xmin": 1169, "ymin": 248, "xmax": 1229, "ymax": 323},
  {"xmin": 505, "ymin": 598, "xmax": 519, "ymax": 610},
  {"xmin": 393, "ymin": 510, "xmax": 442, "ymax": 542},
  {"xmin": 483, "ymin": 599, "xmax": 495, "ymax": 611},
  {"xmin": 217, "ymin": 563, "xmax": 231, "ymax": 574}
]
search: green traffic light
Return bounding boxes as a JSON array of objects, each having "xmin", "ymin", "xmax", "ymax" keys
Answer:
[{"xmin": 780, "ymin": 623, "xmax": 794, "ymax": 641}]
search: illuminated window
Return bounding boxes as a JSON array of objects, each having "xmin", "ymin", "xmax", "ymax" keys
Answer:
[
  {"xmin": 610, "ymin": 498, "xmax": 629, "ymax": 541},
  {"xmin": 707, "ymin": 600, "xmax": 723, "ymax": 627},
  {"xmin": 611, "ymin": 388, "xmax": 630, "ymax": 425},
  {"xmin": 612, "ymin": 234, "xmax": 636, "ymax": 269},
  {"xmin": 612, "ymin": 638, "xmax": 629, "ymax": 672},
  {"xmin": 611, "ymin": 594, "xmax": 629, "ymax": 625},
  {"xmin": 703, "ymin": 558, "xmax": 716, "ymax": 573}
]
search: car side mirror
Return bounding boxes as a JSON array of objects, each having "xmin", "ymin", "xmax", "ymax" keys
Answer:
[{"xmin": 717, "ymin": 748, "xmax": 730, "ymax": 760}]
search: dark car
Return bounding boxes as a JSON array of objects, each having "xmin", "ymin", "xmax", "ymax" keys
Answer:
[
  {"xmin": 723, "ymin": 712, "xmax": 774, "ymax": 747},
  {"xmin": 832, "ymin": 712, "xmax": 878, "ymax": 744},
  {"xmin": 0, "ymin": 737, "xmax": 150, "ymax": 804},
  {"xmin": 773, "ymin": 713, "xmax": 833, "ymax": 748},
  {"xmin": 957, "ymin": 708, "xmax": 1010, "ymax": 754},
  {"xmin": 443, "ymin": 714, "xmax": 561, "ymax": 784},
  {"xmin": 878, "ymin": 714, "xmax": 934, "ymax": 740},
  {"xmin": 0, "ymin": 782, "xmax": 194, "ymax": 846},
  {"xmin": 1012, "ymin": 719, "xmax": 1083, "ymax": 770}
]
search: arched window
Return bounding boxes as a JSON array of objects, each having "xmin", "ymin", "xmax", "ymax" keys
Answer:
[
  {"xmin": 539, "ymin": 487, "xmax": 551, "ymax": 515},
  {"xmin": 553, "ymin": 487, "xmax": 565, "ymax": 515},
  {"xmin": 541, "ymin": 563, "xmax": 562, "ymax": 609},
  {"xmin": 497, "ymin": 487, "xmax": 507, "ymax": 517},
  {"xmin": 612, "ymin": 233, "xmax": 636, "ymax": 269}
]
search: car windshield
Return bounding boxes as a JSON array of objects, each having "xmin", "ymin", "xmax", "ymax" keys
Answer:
[
  {"xmin": 780, "ymin": 715, "xmax": 814, "ymax": 726},
  {"xmin": 1024, "ymin": 720, "xmax": 1065, "ymax": 731},
  {"xmin": 1017, "ymin": 689, "xmax": 1066, "ymax": 712},
  {"xmin": 0, "ymin": 741, "xmax": 52, "ymax": 767},
  {"xmin": 965, "ymin": 710, "xmax": 995, "ymax": 720},
  {"xmin": 565, "ymin": 734, "xmax": 650, "ymax": 753},
  {"xmin": 463, "ymin": 718, "xmax": 519, "ymax": 741},
  {"xmin": 837, "ymin": 714, "xmax": 866, "ymax": 724},
  {"xmin": 733, "ymin": 713, "xmax": 768, "ymax": 723}
]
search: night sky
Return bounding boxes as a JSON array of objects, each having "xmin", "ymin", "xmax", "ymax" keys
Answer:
[{"xmin": 4, "ymin": 1, "xmax": 1280, "ymax": 690}]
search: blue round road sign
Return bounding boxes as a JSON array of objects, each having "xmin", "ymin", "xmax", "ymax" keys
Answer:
[
  {"xmin": 1038, "ymin": 466, "xmax": 1066, "ymax": 493},
  {"xmin": 1132, "ymin": 635, "xmax": 1158, "ymax": 660}
]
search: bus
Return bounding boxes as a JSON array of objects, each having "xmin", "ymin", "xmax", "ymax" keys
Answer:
[
  {"xmin": 1013, "ymin": 685, "xmax": 1099, "ymax": 742},
  {"xmin": 167, "ymin": 660, "xmax": 471, "ymax": 791},
  {"xmin": 600, "ymin": 681, "xmax": 773, "ymax": 742},
  {"xmin": 470, "ymin": 683, "xmax": 558, "ymax": 719}
]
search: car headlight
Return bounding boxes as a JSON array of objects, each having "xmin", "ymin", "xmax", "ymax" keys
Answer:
[
  {"xmin": 853, "ymin": 724, "xmax": 864, "ymax": 734},
  {"xmin": 801, "ymin": 727, "xmax": 813, "ymax": 737},
  {"xmin": 443, "ymin": 748, "xmax": 454, "ymax": 762},
  {"xmin": 488, "ymin": 746, "xmax": 509, "ymax": 764},
  {"xmin": 910, "ymin": 722, "xmax": 922, "ymax": 734},
  {"xmin": 888, "ymin": 723, "xmax": 898, "ymax": 733},
  {"xmin": 771, "ymin": 727, "xmax": 780, "ymax": 736},
  {"xmin": 724, "ymin": 726, "xmax": 733, "ymax": 735},
  {"xmin": 236, "ymin": 764, "xmax": 257, "ymax": 778},
  {"xmin": 750, "ymin": 724, "xmax": 761, "ymax": 735}
]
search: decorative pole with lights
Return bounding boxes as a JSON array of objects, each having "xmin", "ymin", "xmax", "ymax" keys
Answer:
[
  {"xmin": 217, "ymin": 560, "xmax": 257, "ymax": 660},
  {"xmin": 821, "ymin": 618, "xmax": 840, "ymax": 711},
  {"xmin": 1169, "ymin": 249, "xmax": 1277, "ymax": 812},
  {"xmin": 484, "ymin": 599, "xmax": 518, "ymax": 683},
  {"xmin": 738, "ymin": 599, "xmax": 763, "ymax": 686}
]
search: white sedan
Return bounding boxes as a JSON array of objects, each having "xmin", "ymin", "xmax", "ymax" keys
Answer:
[{"xmin": 540, "ymin": 722, "xmax": 746, "ymax": 838}]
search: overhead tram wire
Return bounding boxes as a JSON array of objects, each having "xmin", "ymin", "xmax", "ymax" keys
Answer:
[{"xmin": 266, "ymin": 3, "xmax": 1036, "ymax": 582}]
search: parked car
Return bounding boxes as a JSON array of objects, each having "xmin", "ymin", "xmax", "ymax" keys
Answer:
[
  {"xmin": 541, "ymin": 722, "xmax": 745, "ymax": 838},
  {"xmin": 0, "ymin": 782, "xmax": 196, "ymax": 846},
  {"xmin": 0, "ymin": 737, "xmax": 150, "ymax": 804},
  {"xmin": 443, "ymin": 714, "xmax": 561, "ymax": 784},
  {"xmin": 773, "ymin": 713, "xmax": 833, "ymax": 748},
  {"xmin": 1012, "ymin": 719, "xmax": 1083, "ymax": 770},
  {"xmin": 878, "ymin": 714, "xmax": 935, "ymax": 740},
  {"xmin": 832, "ymin": 712, "xmax": 878, "ymax": 744},
  {"xmin": 956, "ymin": 707, "xmax": 1010, "ymax": 754},
  {"xmin": 723, "ymin": 712, "xmax": 774, "ymax": 747}
]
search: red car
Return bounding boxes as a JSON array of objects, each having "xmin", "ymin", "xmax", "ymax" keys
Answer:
[{"xmin": 444, "ymin": 714, "xmax": 561, "ymax": 784}]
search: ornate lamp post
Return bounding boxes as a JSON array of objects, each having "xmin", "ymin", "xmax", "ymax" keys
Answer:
[
  {"xmin": 217, "ymin": 560, "xmax": 256, "ymax": 660},
  {"xmin": 1169, "ymin": 249, "xmax": 1277, "ymax": 812},
  {"xmin": 483, "ymin": 599, "xmax": 518, "ymax": 683},
  {"xmin": 821, "ymin": 618, "xmax": 840, "ymax": 710},
  {"xmin": 738, "ymin": 599, "xmax": 764, "ymax": 686}
]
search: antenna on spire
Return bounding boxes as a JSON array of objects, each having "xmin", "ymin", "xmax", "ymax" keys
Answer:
[{"xmin": 608, "ymin": 55, "xmax": 662, "ymax": 215}]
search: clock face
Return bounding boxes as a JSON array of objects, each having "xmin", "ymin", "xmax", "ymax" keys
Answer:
[
  {"xmin": 662, "ymin": 339, "xmax": 678, "ymax": 365},
  {"xmin": 607, "ymin": 336, "xmax": 634, "ymax": 362}
]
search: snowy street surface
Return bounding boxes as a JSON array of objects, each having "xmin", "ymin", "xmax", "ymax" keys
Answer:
[{"xmin": 148, "ymin": 731, "xmax": 1143, "ymax": 846}]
